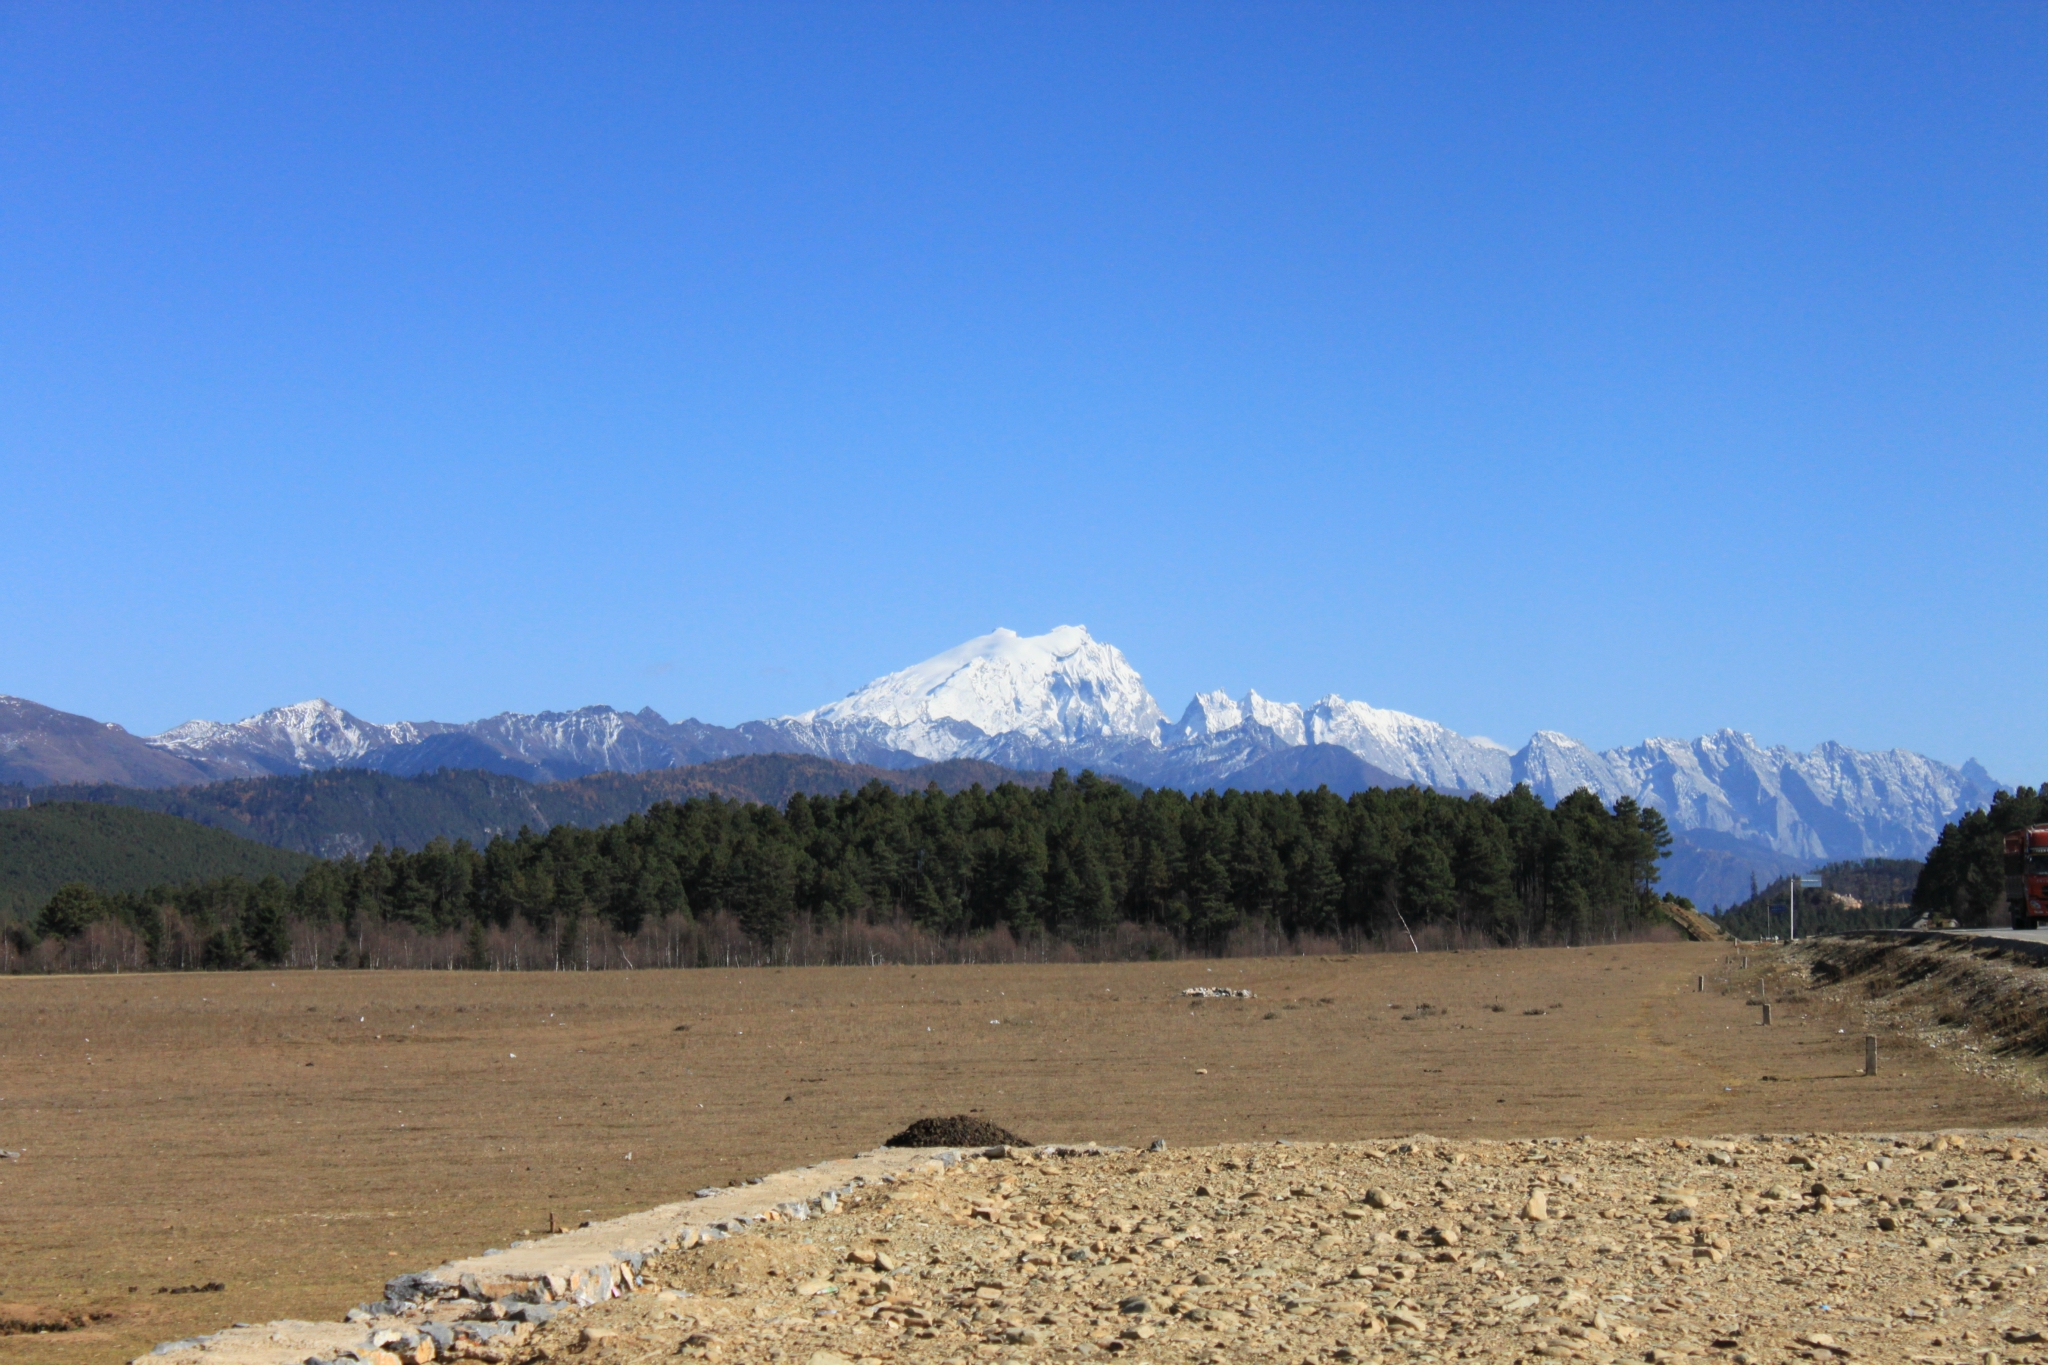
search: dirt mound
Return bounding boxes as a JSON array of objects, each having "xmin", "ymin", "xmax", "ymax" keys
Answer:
[
  {"xmin": 1657, "ymin": 898, "xmax": 1732, "ymax": 941},
  {"xmin": 883, "ymin": 1115, "xmax": 1029, "ymax": 1148}
]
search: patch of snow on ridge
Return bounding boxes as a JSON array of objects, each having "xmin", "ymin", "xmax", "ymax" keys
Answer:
[
  {"xmin": 1511, "ymin": 730, "xmax": 1626, "ymax": 804},
  {"xmin": 149, "ymin": 699, "xmax": 417, "ymax": 766},
  {"xmin": 1162, "ymin": 690, "xmax": 1304, "ymax": 746},
  {"xmin": 1245, "ymin": 691, "xmax": 1306, "ymax": 746},
  {"xmin": 793, "ymin": 626, "xmax": 1168, "ymax": 760},
  {"xmin": 1305, "ymin": 696, "xmax": 1515, "ymax": 794},
  {"xmin": 1596, "ymin": 729, "xmax": 2002, "ymax": 861},
  {"xmin": 1165, "ymin": 690, "xmax": 1246, "ymax": 742}
]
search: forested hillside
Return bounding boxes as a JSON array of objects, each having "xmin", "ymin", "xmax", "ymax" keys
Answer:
[
  {"xmin": 0, "ymin": 803, "xmax": 313, "ymax": 920},
  {"xmin": 1714, "ymin": 858, "xmax": 1922, "ymax": 940},
  {"xmin": 1913, "ymin": 784, "xmax": 2048, "ymax": 925},
  {"xmin": 0, "ymin": 755, "xmax": 1055, "ymax": 859},
  {"xmin": 6, "ymin": 772, "xmax": 1674, "ymax": 971}
]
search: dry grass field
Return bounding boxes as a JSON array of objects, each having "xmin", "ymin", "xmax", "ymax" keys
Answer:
[{"xmin": 0, "ymin": 940, "xmax": 2038, "ymax": 1364}]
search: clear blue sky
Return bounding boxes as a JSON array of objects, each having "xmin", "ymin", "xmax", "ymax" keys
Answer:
[{"xmin": 4, "ymin": 3, "xmax": 2045, "ymax": 779}]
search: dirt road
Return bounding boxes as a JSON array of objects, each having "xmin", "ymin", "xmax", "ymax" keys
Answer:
[{"xmin": 0, "ymin": 941, "xmax": 2035, "ymax": 1363}]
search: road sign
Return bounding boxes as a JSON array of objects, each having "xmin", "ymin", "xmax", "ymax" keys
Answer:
[{"xmin": 1799, "ymin": 874, "xmax": 1823, "ymax": 889}]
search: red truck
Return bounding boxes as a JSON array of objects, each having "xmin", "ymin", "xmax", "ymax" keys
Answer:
[{"xmin": 2004, "ymin": 826, "xmax": 2048, "ymax": 928}]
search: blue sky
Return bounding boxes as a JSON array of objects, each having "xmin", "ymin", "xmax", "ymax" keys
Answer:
[{"xmin": 3, "ymin": 3, "xmax": 2045, "ymax": 779}]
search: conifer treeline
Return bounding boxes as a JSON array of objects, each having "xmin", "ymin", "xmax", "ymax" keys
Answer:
[
  {"xmin": 1913, "ymin": 784, "xmax": 2048, "ymax": 924},
  {"xmin": 19, "ymin": 772, "xmax": 1677, "ymax": 969}
]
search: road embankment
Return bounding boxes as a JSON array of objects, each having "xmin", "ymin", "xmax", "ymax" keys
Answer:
[{"xmin": 1801, "ymin": 932, "xmax": 2048, "ymax": 1092}]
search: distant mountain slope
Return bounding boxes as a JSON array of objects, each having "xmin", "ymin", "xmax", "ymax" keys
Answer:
[
  {"xmin": 0, "ymin": 803, "xmax": 315, "ymax": 919},
  {"xmin": 0, "ymin": 697, "xmax": 213, "ymax": 788},
  {"xmin": 1662, "ymin": 830, "xmax": 1816, "ymax": 911},
  {"xmin": 1218, "ymin": 743, "xmax": 1409, "ymax": 796},
  {"xmin": 12, "ymin": 769, "xmax": 557, "ymax": 860},
  {"xmin": 552, "ymin": 755, "xmax": 1054, "ymax": 818},
  {"xmin": 3, "ymin": 754, "xmax": 1060, "ymax": 861}
]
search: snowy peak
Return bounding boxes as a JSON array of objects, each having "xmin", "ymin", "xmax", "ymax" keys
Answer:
[
  {"xmin": 149, "ymin": 698, "xmax": 419, "ymax": 776},
  {"xmin": 139, "ymin": 698, "xmax": 754, "ymax": 783},
  {"xmin": 1305, "ymin": 695, "xmax": 1514, "ymax": 793},
  {"xmin": 1512, "ymin": 730, "xmax": 1625, "ymax": 803},
  {"xmin": 797, "ymin": 626, "xmax": 1167, "ymax": 758},
  {"xmin": 1167, "ymin": 690, "xmax": 1245, "ymax": 741},
  {"xmin": 1245, "ymin": 691, "xmax": 1307, "ymax": 746},
  {"xmin": 1164, "ymin": 690, "xmax": 1304, "ymax": 746},
  {"xmin": 1587, "ymin": 730, "xmax": 2004, "ymax": 862}
]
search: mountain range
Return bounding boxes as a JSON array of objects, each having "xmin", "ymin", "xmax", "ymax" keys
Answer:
[{"xmin": 0, "ymin": 625, "xmax": 2011, "ymax": 906}]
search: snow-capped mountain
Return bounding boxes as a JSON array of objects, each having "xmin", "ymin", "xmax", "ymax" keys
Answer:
[
  {"xmin": 1305, "ymin": 696, "xmax": 1514, "ymax": 793},
  {"xmin": 744, "ymin": 627, "xmax": 2003, "ymax": 870},
  {"xmin": 788, "ymin": 625, "xmax": 1166, "ymax": 761},
  {"xmin": 148, "ymin": 699, "xmax": 432, "ymax": 777},
  {"xmin": 3, "ymin": 625, "xmax": 2007, "ymax": 904},
  {"xmin": 135, "ymin": 699, "xmax": 772, "ymax": 784},
  {"xmin": 1591, "ymin": 731, "xmax": 2002, "ymax": 863},
  {"xmin": 1167, "ymin": 690, "xmax": 1306, "ymax": 748}
]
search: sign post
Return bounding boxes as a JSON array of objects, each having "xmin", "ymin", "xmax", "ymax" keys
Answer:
[{"xmin": 1791, "ymin": 873, "xmax": 1823, "ymax": 941}]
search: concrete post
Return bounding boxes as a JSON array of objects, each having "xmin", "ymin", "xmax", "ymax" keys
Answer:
[
  {"xmin": 1762, "ymin": 1003, "xmax": 1772, "ymax": 1025},
  {"xmin": 1865, "ymin": 1035, "xmax": 1877, "ymax": 1076}
]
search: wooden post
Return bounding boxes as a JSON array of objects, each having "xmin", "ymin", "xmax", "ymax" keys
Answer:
[
  {"xmin": 1865, "ymin": 1036, "xmax": 1877, "ymax": 1076},
  {"xmin": 1762, "ymin": 1003, "xmax": 1772, "ymax": 1025},
  {"xmin": 1697, "ymin": 975, "xmax": 1705, "ymax": 992}
]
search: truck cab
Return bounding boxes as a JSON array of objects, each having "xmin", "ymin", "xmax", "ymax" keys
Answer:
[{"xmin": 2004, "ymin": 825, "xmax": 2048, "ymax": 928}]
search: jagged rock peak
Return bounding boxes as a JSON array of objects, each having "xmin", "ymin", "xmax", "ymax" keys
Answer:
[
  {"xmin": 150, "ymin": 698, "xmax": 415, "ymax": 766},
  {"xmin": 1165, "ymin": 690, "xmax": 1305, "ymax": 746}
]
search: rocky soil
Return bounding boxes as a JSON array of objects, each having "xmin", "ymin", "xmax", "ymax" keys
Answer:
[
  {"xmin": 1800, "ymin": 937, "xmax": 2048, "ymax": 1099},
  {"xmin": 474, "ymin": 1131, "xmax": 2048, "ymax": 1365}
]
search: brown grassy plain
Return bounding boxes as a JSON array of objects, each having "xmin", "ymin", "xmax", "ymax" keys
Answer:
[{"xmin": 0, "ymin": 941, "xmax": 2038, "ymax": 1363}]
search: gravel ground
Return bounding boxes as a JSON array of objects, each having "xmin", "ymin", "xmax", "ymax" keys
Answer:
[{"xmin": 501, "ymin": 1131, "xmax": 2048, "ymax": 1365}]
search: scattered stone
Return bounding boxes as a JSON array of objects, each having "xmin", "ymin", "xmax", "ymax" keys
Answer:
[{"xmin": 208, "ymin": 1127, "xmax": 2048, "ymax": 1365}]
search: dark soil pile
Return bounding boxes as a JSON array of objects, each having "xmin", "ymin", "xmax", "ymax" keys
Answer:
[{"xmin": 883, "ymin": 1115, "xmax": 1030, "ymax": 1148}]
